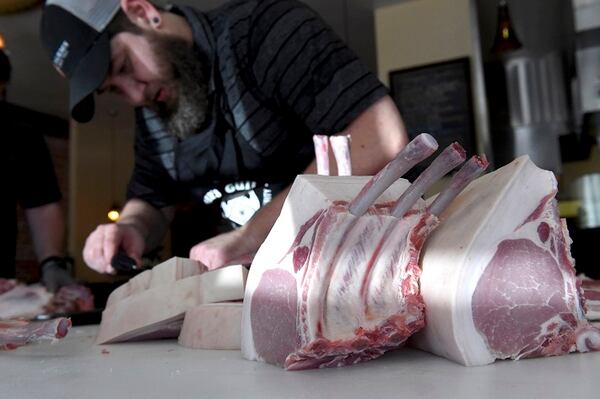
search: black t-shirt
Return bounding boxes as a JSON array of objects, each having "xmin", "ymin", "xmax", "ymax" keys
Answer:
[
  {"xmin": 127, "ymin": 0, "xmax": 388, "ymax": 230},
  {"xmin": 0, "ymin": 102, "xmax": 62, "ymax": 277}
]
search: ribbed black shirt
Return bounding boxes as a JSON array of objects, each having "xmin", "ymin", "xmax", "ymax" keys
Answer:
[{"xmin": 127, "ymin": 0, "xmax": 388, "ymax": 214}]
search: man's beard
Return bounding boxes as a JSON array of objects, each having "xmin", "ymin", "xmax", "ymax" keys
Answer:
[{"xmin": 149, "ymin": 34, "xmax": 209, "ymax": 140}]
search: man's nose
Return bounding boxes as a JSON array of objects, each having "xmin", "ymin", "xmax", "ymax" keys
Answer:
[{"xmin": 102, "ymin": 76, "xmax": 146, "ymax": 106}]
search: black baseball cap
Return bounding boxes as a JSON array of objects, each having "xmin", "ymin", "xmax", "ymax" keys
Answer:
[{"xmin": 40, "ymin": 0, "xmax": 121, "ymax": 123}]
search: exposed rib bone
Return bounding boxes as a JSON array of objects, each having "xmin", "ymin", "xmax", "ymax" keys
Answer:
[
  {"xmin": 428, "ymin": 155, "xmax": 489, "ymax": 216},
  {"xmin": 330, "ymin": 135, "xmax": 352, "ymax": 176},
  {"xmin": 348, "ymin": 133, "xmax": 438, "ymax": 217},
  {"xmin": 313, "ymin": 135, "xmax": 330, "ymax": 176},
  {"xmin": 391, "ymin": 143, "xmax": 466, "ymax": 218}
]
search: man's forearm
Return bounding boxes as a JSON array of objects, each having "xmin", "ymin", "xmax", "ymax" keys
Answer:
[
  {"xmin": 238, "ymin": 186, "xmax": 291, "ymax": 254},
  {"xmin": 189, "ymin": 95, "xmax": 408, "ymax": 268},
  {"xmin": 117, "ymin": 199, "xmax": 174, "ymax": 253},
  {"xmin": 342, "ymin": 95, "xmax": 408, "ymax": 175},
  {"xmin": 25, "ymin": 202, "xmax": 66, "ymax": 262},
  {"xmin": 240, "ymin": 95, "xmax": 408, "ymax": 254}
]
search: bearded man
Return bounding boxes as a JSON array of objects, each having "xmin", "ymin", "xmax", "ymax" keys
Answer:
[{"xmin": 40, "ymin": 0, "xmax": 408, "ymax": 274}]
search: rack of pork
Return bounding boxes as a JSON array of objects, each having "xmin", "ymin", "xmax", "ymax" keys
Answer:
[{"xmin": 241, "ymin": 133, "xmax": 600, "ymax": 370}]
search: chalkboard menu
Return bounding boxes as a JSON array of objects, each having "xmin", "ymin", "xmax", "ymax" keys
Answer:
[{"xmin": 389, "ymin": 58, "xmax": 476, "ymax": 178}]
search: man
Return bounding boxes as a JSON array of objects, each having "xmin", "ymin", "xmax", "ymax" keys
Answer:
[
  {"xmin": 40, "ymin": 0, "xmax": 408, "ymax": 274},
  {"xmin": 0, "ymin": 48, "xmax": 75, "ymax": 291}
]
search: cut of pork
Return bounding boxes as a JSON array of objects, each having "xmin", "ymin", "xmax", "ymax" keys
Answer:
[
  {"xmin": 0, "ymin": 282, "xmax": 94, "ymax": 319},
  {"xmin": 0, "ymin": 284, "xmax": 52, "ymax": 320},
  {"xmin": 0, "ymin": 318, "xmax": 71, "ymax": 350},
  {"xmin": 178, "ymin": 303, "xmax": 243, "ymax": 350},
  {"xmin": 242, "ymin": 137, "xmax": 482, "ymax": 370},
  {"xmin": 97, "ymin": 265, "xmax": 246, "ymax": 344},
  {"xmin": 47, "ymin": 285, "xmax": 94, "ymax": 314},
  {"xmin": 105, "ymin": 257, "xmax": 207, "ymax": 308},
  {"xmin": 411, "ymin": 155, "xmax": 600, "ymax": 365},
  {"xmin": 242, "ymin": 175, "xmax": 427, "ymax": 369}
]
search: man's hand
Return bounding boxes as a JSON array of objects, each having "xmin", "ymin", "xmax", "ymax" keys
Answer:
[
  {"xmin": 189, "ymin": 229, "xmax": 256, "ymax": 270},
  {"xmin": 40, "ymin": 257, "xmax": 76, "ymax": 293},
  {"xmin": 82, "ymin": 223, "xmax": 144, "ymax": 274}
]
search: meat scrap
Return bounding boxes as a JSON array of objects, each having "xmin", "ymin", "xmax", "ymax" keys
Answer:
[
  {"xmin": 0, "ymin": 318, "xmax": 71, "ymax": 350},
  {"xmin": 46, "ymin": 285, "xmax": 94, "ymax": 314},
  {"xmin": 0, "ymin": 284, "xmax": 53, "ymax": 320},
  {"xmin": 0, "ymin": 280, "xmax": 94, "ymax": 320},
  {"xmin": 411, "ymin": 155, "xmax": 600, "ymax": 365},
  {"xmin": 0, "ymin": 280, "xmax": 88, "ymax": 351},
  {"xmin": 242, "ymin": 134, "xmax": 488, "ymax": 369}
]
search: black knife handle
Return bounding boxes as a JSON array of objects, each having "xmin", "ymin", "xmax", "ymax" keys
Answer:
[{"xmin": 110, "ymin": 251, "xmax": 139, "ymax": 274}]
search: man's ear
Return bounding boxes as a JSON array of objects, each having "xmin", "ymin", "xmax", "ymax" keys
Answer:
[{"xmin": 120, "ymin": 0, "xmax": 162, "ymax": 30}]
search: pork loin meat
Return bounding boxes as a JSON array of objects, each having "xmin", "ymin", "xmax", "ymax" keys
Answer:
[
  {"xmin": 411, "ymin": 155, "xmax": 600, "ymax": 365},
  {"xmin": 241, "ymin": 135, "xmax": 485, "ymax": 370}
]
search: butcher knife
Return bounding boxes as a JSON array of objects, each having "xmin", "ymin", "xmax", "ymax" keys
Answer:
[{"xmin": 111, "ymin": 251, "xmax": 144, "ymax": 275}]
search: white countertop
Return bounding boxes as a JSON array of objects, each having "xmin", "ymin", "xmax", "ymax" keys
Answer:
[{"xmin": 1, "ymin": 325, "xmax": 598, "ymax": 399}]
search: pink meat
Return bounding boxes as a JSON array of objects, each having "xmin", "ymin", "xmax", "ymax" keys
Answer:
[
  {"xmin": 0, "ymin": 283, "xmax": 94, "ymax": 320},
  {"xmin": 0, "ymin": 284, "xmax": 52, "ymax": 320},
  {"xmin": 287, "ymin": 206, "xmax": 433, "ymax": 370},
  {"xmin": 250, "ymin": 202, "xmax": 435, "ymax": 369},
  {"xmin": 472, "ymin": 198, "xmax": 591, "ymax": 359},
  {"xmin": 243, "ymin": 137, "xmax": 486, "ymax": 370},
  {"xmin": 0, "ymin": 318, "xmax": 71, "ymax": 350},
  {"xmin": 0, "ymin": 279, "xmax": 17, "ymax": 295},
  {"xmin": 46, "ymin": 285, "xmax": 95, "ymax": 314},
  {"xmin": 251, "ymin": 269, "xmax": 299, "ymax": 365}
]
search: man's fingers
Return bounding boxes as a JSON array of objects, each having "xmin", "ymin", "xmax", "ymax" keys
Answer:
[
  {"xmin": 83, "ymin": 223, "xmax": 145, "ymax": 274},
  {"xmin": 83, "ymin": 231, "xmax": 106, "ymax": 273},
  {"xmin": 82, "ymin": 224, "xmax": 121, "ymax": 274},
  {"xmin": 102, "ymin": 225, "xmax": 122, "ymax": 269},
  {"xmin": 189, "ymin": 241, "xmax": 229, "ymax": 270}
]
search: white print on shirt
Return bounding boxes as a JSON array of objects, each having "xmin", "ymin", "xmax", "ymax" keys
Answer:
[
  {"xmin": 224, "ymin": 181, "xmax": 257, "ymax": 194},
  {"xmin": 203, "ymin": 188, "xmax": 223, "ymax": 204},
  {"xmin": 203, "ymin": 181, "xmax": 272, "ymax": 226},
  {"xmin": 221, "ymin": 190, "xmax": 261, "ymax": 226}
]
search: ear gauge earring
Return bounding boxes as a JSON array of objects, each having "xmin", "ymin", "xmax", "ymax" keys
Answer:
[{"xmin": 152, "ymin": 16, "xmax": 161, "ymax": 26}]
